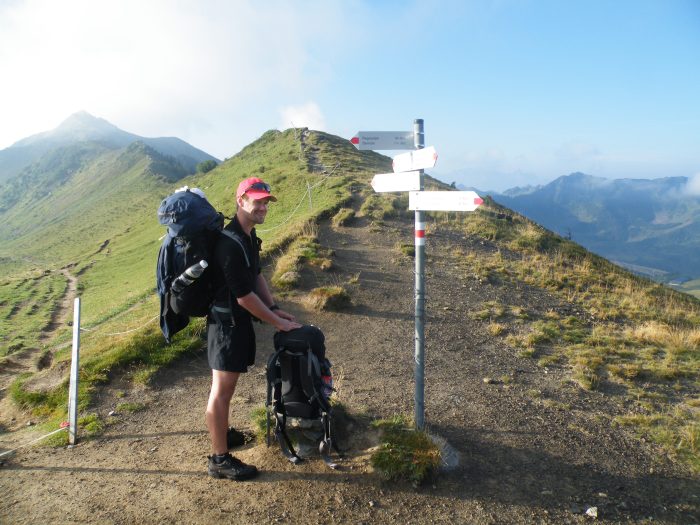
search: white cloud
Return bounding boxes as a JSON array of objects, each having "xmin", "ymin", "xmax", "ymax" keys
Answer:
[
  {"xmin": 686, "ymin": 172, "xmax": 700, "ymax": 196},
  {"xmin": 0, "ymin": 0, "xmax": 354, "ymax": 157},
  {"xmin": 279, "ymin": 102, "xmax": 326, "ymax": 132}
]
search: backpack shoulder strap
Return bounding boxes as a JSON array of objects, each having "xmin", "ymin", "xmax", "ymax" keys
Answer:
[{"xmin": 220, "ymin": 229, "xmax": 250, "ymax": 267}]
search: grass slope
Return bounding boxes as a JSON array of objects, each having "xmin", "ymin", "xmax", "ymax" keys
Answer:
[
  {"xmin": 4, "ymin": 129, "xmax": 698, "ymax": 472},
  {"xmin": 432, "ymin": 199, "xmax": 700, "ymax": 470},
  {"xmin": 3, "ymin": 126, "xmax": 389, "ymax": 408}
]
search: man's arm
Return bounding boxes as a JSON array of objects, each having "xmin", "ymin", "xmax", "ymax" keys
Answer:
[
  {"xmin": 255, "ymin": 273, "xmax": 275, "ymax": 307},
  {"xmin": 237, "ymin": 291, "xmax": 301, "ymax": 331},
  {"xmin": 254, "ymin": 274, "xmax": 296, "ymax": 321}
]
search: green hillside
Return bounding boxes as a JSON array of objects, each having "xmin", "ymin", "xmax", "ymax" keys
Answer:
[
  {"xmin": 2, "ymin": 128, "xmax": 698, "ymax": 473},
  {"xmin": 0, "ymin": 128, "xmax": 389, "ymax": 354}
]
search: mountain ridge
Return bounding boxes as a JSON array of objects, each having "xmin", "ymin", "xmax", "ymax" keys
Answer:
[
  {"xmin": 0, "ymin": 111, "xmax": 218, "ymax": 182},
  {"xmin": 490, "ymin": 172, "xmax": 700, "ymax": 282}
]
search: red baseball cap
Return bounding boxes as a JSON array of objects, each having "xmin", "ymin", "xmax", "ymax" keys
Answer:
[{"xmin": 236, "ymin": 177, "xmax": 277, "ymax": 202}]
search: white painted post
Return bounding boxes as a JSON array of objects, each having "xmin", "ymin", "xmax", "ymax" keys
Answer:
[{"xmin": 68, "ymin": 297, "xmax": 80, "ymax": 445}]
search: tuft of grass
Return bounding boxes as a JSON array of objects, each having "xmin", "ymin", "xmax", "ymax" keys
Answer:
[
  {"xmin": 488, "ymin": 323, "xmax": 506, "ymax": 336},
  {"xmin": 304, "ymin": 286, "xmax": 351, "ymax": 311},
  {"xmin": 616, "ymin": 414, "xmax": 700, "ymax": 471},
  {"xmin": 332, "ymin": 207, "xmax": 355, "ymax": 227},
  {"xmin": 116, "ymin": 402, "xmax": 145, "ymax": 413},
  {"xmin": 360, "ymin": 194, "xmax": 403, "ymax": 220},
  {"xmin": 473, "ymin": 300, "xmax": 507, "ymax": 321},
  {"xmin": 79, "ymin": 413, "xmax": 105, "ymax": 437},
  {"xmin": 250, "ymin": 406, "xmax": 269, "ymax": 442},
  {"xmin": 370, "ymin": 415, "xmax": 441, "ymax": 485},
  {"xmin": 395, "ymin": 242, "xmax": 415, "ymax": 258},
  {"xmin": 271, "ymin": 224, "xmax": 335, "ymax": 289}
]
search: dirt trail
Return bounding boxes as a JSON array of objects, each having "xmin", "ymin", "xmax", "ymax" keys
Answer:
[
  {"xmin": 39, "ymin": 268, "xmax": 78, "ymax": 343},
  {"xmin": 0, "ymin": 215, "xmax": 698, "ymax": 524}
]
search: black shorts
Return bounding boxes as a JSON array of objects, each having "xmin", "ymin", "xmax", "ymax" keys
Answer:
[{"xmin": 207, "ymin": 316, "xmax": 256, "ymax": 373}]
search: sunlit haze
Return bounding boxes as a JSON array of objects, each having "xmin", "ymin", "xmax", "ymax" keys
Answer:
[{"xmin": 1, "ymin": 0, "xmax": 698, "ymax": 191}]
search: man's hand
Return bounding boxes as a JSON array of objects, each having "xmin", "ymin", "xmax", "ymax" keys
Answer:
[
  {"xmin": 274, "ymin": 308, "xmax": 296, "ymax": 322},
  {"xmin": 276, "ymin": 318, "xmax": 302, "ymax": 332}
]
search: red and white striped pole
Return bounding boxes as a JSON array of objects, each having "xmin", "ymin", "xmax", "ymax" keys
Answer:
[{"xmin": 413, "ymin": 118, "xmax": 426, "ymax": 430}]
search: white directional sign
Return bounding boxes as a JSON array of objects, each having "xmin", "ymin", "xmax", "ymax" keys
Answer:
[
  {"xmin": 392, "ymin": 146, "xmax": 438, "ymax": 173},
  {"xmin": 371, "ymin": 171, "xmax": 421, "ymax": 193},
  {"xmin": 409, "ymin": 191, "xmax": 484, "ymax": 212},
  {"xmin": 350, "ymin": 131, "xmax": 414, "ymax": 150}
]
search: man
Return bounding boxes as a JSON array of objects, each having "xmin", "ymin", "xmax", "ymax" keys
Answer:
[{"xmin": 206, "ymin": 177, "xmax": 301, "ymax": 480}]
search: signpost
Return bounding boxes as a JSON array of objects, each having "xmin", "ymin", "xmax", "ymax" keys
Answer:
[
  {"xmin": 371, "ymin": 171, "xmax": 421, "ymax": 193},
  {"xmin": 392, "ymin": 145, "xmax": 438, "ymax": 173},
  {"xmin": 353, "ymin": 119, "xmax": 483, "ymax": 430},
  {"xmin": 350, "ymin": 131, "xmax": 414, "ymax": 150},
  {"xmin": 409, "ymin": 191, "xmax": 484, "ymax": 211}
]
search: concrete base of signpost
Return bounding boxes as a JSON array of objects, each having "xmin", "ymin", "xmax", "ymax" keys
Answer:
[{"xmin": 428, "ymin": 433, "xmax": 460, "ymax": 471}]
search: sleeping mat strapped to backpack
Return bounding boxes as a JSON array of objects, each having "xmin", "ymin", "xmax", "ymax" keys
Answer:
[{"xmin": 266, "ymin": 325, "xmax": 338, "ymax": 469}]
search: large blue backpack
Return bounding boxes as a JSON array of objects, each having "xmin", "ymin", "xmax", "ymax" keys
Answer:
[{"xmin": 156, "ymin": 188, "xmax": 247, "ymax": 342}]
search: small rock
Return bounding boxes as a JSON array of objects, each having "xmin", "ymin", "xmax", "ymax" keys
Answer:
[
  {"xmin": 541, "ymin": 490, "xmax": 553, "ymax": 496},
  {"xmin": 150, "ymin": 446, "xmax": 158, "ymax": 452},
  {"xmin": 368, "ymin": 500, "xmax": 376, "ymax": 508},
  {"xmin": 26, "ymin": 421, "xmax": 33, "ymax": 426},
  {"xmin": 585, "ymin": 506, "xmax": 598, "ymax": 518},
  {"xmin": 108, "ymin": 410, "xmax": 117, "ymax": 416},
  {"xmin": 483, "ymin": 377, "xmax": 495, "ymax": 384}
]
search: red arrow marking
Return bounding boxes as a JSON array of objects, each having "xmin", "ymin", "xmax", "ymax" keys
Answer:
[
  {"xmin": 474, "ymin": 197, "xmax": 484, "ymax": 206},
  {"xmin": 350, "ymin": 137, "xmax": 359, "ymax": 145}
]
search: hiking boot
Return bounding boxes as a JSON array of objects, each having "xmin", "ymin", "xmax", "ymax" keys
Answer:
[
  {"xmin": 227, "ymin": 427, "xmax": 246, "ymax": 449},
  {"xmin": 208, "ymin": 453, "xmax": 258, "ymax": 480}
]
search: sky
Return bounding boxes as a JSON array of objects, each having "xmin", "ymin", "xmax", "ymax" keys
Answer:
[{"xmin": 0, "ymin": 0, "xmax": 698, "ymax": 192}]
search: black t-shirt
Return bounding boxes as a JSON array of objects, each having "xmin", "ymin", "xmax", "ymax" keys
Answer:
[{"xmin": 211, "ymin": 216, "xmax": 261, "ymax": 318}]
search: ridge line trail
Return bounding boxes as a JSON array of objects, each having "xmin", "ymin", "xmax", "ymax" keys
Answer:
[{"xmin": 1, "ymin": 216, "xmax": 697, "ymax": 524}]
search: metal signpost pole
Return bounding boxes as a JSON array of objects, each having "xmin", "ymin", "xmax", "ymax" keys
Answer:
[{"xmin": 413, "ymin": 118, "xmax": 426, "ymax": 430}]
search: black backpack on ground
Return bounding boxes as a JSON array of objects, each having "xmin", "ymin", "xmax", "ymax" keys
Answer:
[
  {"xmin": 266, "ymin": 325, "xmax": 338, "ymax": 469},
  {"xmin": 156, "ymin": 188, "xmax": 248, "ymax": 343}
]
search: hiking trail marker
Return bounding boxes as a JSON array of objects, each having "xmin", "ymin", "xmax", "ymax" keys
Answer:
[
  {"xmin": 371, "ymin": 171, "xmax": 421, "ymax": 193},
  {"xmin": 350, "ymin": 131, "xmax": 414, "ymax": 150},
  {"xmin": 352, "ymin": 119, "xmax": 483, "ymax": 430},
  {"xmin": 392, "ymin": 145, "xmax": 438, "ymax": 173},
  {"xmin": 409, "ymin": 190, "xmax": 484, "ymax": 211}
]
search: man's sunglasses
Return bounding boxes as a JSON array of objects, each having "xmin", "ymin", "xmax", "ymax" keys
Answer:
[{"xmin": 245, "ymin": 182, "xmax": 271, "ymax": 193}]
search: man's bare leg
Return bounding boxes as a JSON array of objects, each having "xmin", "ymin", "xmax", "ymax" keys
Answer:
[{"xmin": 206, "ymin": 370, "xmax": 239, "ymax": 454}]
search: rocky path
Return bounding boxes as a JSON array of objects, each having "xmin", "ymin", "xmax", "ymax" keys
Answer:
[{"xmin": 0, "ymin": 216, "xmax": 698, "ymax": 524}]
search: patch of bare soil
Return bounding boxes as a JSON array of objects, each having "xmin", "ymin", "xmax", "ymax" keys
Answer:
[{"xmin": 1, "ymin": 214, "xmax": 698, "ymax": 524}]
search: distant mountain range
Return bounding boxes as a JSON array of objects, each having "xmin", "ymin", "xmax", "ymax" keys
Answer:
[
  {"xmin": 0, "ymin": 111, "xmax": 218, "ymax": 183},
  {"xmin": 487, "ymin": 172, "xmax": 700, "ymax": 281},
  {"xmin": 0, "ymin": 113, "xmax": 221, "ymax": 263}
]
